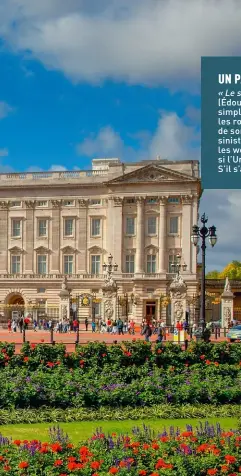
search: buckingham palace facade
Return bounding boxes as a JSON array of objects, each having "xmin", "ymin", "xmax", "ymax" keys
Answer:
[{"xmin": 0, "ymin": 157, "xmax": 201, "ymax": 323}]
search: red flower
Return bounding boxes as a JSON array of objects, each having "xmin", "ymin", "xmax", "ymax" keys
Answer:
[
  {"xmin": 139, "ymin": 471, "xmax": 147, "ymax": 476},
  {"xmin": 80, "ymin": 360, "xmax": 85, "ymax": 366},
  {"xmin": 207, "ymin": 470, "xmax": 218, "ymax": 475},
  {"xmin": 225, "ymin": 455, "xmax": 237, "ymax": 464},
  {"xmin": 200, "ymin": 354, "xmax": 205, "ymax": 360},
  {"xmin": 54, "ymin": 459, "xmax": 63, "ymax": 466},
  {"xmin": 214, "ymin": 361, "xmax": 219, "ymax": 366},
  {"xmin": 221, "ymin": 466, "xmax": 229, "ymax": 472},
  {"xmin": 23, "ymin": 357, "xmax": 29, "ymax": 362},
  {"xmin": 91, "ymin": 461, "xmax": 101, "ymax": 470},
  {"xmin": 31, "ymin": 344, "xmax": 35, "ymax": 349},
  {"xmin": 51, "ymin": 443, "xmax": 62, "ymax": 453},
  {"xmin": 13, "ymin": 440, "xmax": 21, "ymax": 446},
  {"xmin": 109, "ymin": 468, "xmax": 119, "ymax": 474},
  {"xmin": 3, "ymin": 465, "xmax": 11, "ymax": 471},
  {"xmin": 47, "ymin": 362, "xmax": 54, "ymax": 367},
  {"xmin": 18, "ymin": 462, "xmax": 29, "ymax": 469},
  {"xmin": 102, "ymin": 353, "xmax": 107, "ymax": 357},
  {"xmin": 205, "ymin": 360, "xmax": 211, "ymax": 365}
]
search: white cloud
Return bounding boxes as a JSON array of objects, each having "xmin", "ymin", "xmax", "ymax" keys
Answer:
[
  {"xmin": 49, "ymin": 165, "xmax": 67, "ymax": 171},
  {"xmin": 0, "ymin": 148, "xmax": 9, "ymax": 157},
  {"xmin": 1, "ymin": 0, "xmax": 241, "ymax": 86},
  {"xmin": 149, "ymin": 112, "xmax": 200, "ymax": 161},
  {"xmin": 0, "ymin": 102, "xmax": 13, "ymax": 119},
  {"xmin": 76, "ymin": 126, "xmax": 123, "ymax": 157}
]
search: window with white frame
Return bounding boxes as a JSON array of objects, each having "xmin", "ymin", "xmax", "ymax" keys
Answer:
[
  {"xmin": 64, "ymin": 255, "xmax": 73, "ymax": 274},
  {"xmin": 11, "ymin": 201, "xmax": 21, "ymax": 207},
  {"xmin": 91, "ymin": 255, "xmax": 100, "ymax": 274},
  {"xmin": 168, "ymin": 197, "xmax": 179, "ymax": 203},
  {"xmin": 64, "ymin": 218, "xmax": 74, "ymax": 237},
  {"xmin": 11, "ymin": 219, "xmax": 21, "ymax": 238},
  {"xmin": 91, "ymin": 218, "xmax": 101, "ymax": 237},
  {"xmin": 125, "ymin": 254, "xmax": 135, "ymax": 273},
  {"xmin": 37, "ymin": 255, "xmax": 47, "ymax": 274},
  {"xmin": 11, "ymin": 255, "xmax": 20, "ymax": 274},
  {"xmin": 63, "ymin": 200, "xmax": 74, "ymax": 206},
  {"xmin": 89, "ymin": 199, "xmax": 101, "ymax": 205},
  {"xmin": 147, "ymin": 216, "xmax": 157, "ymax": 235},
  {"xmin": 38, "ymin": 219, "xmax": 47, "ymax": 237},
  {"xmin": 36, "ymin": 201, "xmax": 48, "ymax": 207},
  {"xmin": 147, "ymin": 254, "xmax": 156, "ymax": 273},
  {"xmin": 168, "ymin": 254, "xmax": 179, "ymax": 273},
  {"xmin": 147, "ymin": 197, "xmax": 158, "ymax": 204},
  {"xmin": 169, "ymin": 216, "xmax": 179, "ymax": 234},
  {"xmin": 126, "ymin": 217, "xmax": 135, "ymax": 235}
]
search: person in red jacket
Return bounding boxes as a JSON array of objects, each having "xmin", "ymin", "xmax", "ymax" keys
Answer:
[{"xmin": 176, "ymin": 320, "xmax": 183, "ymax": 331}]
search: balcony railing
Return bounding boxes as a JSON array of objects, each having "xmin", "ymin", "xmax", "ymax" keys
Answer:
[
  {"xmin": 3, "ymin": 170, "xmax": 109, "ymax": 181},
  {"xmin": 0, "ymin": 272, "xmax": 184, "ymax": 280}
]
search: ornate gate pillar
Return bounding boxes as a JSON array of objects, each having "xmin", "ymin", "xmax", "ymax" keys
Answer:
[
  {"xmin": 221, "ymin": 277, "xmax": 234, "ymax": 328},
  {"xmin": 102, "ymin": 277, "xmax": 117, "ymax": 322},
  {"xmin": 59, "ymin": 277, "xmax": 70, "ymax": 322},
  {"xmin": 169, "ymin": 274, "xmax": 187, "ymax": 325}
]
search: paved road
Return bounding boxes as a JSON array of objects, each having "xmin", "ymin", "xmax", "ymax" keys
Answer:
[{"xmin": 0, "ymin": 327, "xmax": 228, "ymax": 353}]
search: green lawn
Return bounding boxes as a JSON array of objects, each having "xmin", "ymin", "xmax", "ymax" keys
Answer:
[{"xmin": 0, "ymin": 418, "xmax": 238, "ymax": 444}]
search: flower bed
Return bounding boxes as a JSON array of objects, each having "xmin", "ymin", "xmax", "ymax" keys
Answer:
[
  {"xmin": 0, "ymin": 422, "xmax": 240, "ymax": 475},
  {"xmin": 0, "ymin": 341, "xmax": 240, "ymax": 408}
]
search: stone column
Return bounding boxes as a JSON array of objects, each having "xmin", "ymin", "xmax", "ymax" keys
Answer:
[
  {"xmin": 181, "ymin": 195, "xmax": 193, "ymax": 272},
  {"xmin": 170, "ymin": 274, "xmax": 187, "ymax": 325},
  {"xmin": 0, "ymin": 201, "xmax": 9, "ymax": 272},
  {"xmin": 113, "ymin": 197, "xmax": 123, "ymax": 272},
  {"xmin": 51, "ymin": 200, "xmax": 62, "ymax": 272},
  {"xmin": 221, "ymin": 277, "xmax": 234, "ymax": 327},
  {"xmin": 24, "ymin": 200, "xmax": 35, "ymax": 273},
  {"xmin": 58, "ymin": 277, "xmax": 70, "ymax": 322},
  {"xmin": 158, "ymin": 196, "xmax": 167, "ymax": 272},
  {"xmin": 78, "ymin": 199, "xmax": 88, "ymax": 272},
  {"xmin": 136, "ymin": 197, "xmax": 144, "ymax": 274}
]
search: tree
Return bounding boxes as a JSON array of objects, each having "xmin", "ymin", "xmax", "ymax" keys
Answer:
[
  {"xmin": 206, "ymin": 270, "xmax": 220, "ymax": 279},
  {"xmin": 219, "ymin": 261, "xmax": 241, "ymax": 279}
]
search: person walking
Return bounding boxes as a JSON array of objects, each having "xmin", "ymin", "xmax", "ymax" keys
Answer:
[
  {"xmin": 156, "ymin": 325, "xmax": 163, "ymax": 343},
  {"xmin": 117, "ymin": 318, "xmax": 124, "ymax": 335},
  {"xmin": 91, "ymin": 320, "xmax": 96, "ymax": 333},
  {"xmin": 73, "ymin": 318, "xmax": 78, "ymax": 333},
  {"xmin": 7, "ymin": 319, "xmax": 11, "ymax": 333},
  {"xmin": 130, "ymin": 320, "xmax": 135, "ymax": 335},
  {"xmin": 84, "ymin": 318, "xmax": 89, "ymax": 331},
  {"xmin": 142, "ymin": 323, "xmax": 152, "ymax": 342}
]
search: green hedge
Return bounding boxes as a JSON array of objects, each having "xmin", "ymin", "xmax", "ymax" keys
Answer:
[{"xmin": 0, "ymin": 404, "xmax": 240, "ymax": 425}]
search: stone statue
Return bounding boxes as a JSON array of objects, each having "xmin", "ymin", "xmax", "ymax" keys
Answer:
[
  {"xmin": 62, "ymin": 276, "xmax": 67, "ymax": 290},
  {"xmin": 104, "ymin": 300, "xmax": 114, "ymax": 318},
  {"xmin": 174, "ymin": 301, "xmax": 183, "ymax": 320},
  {"xmin": 224, "ymin": 307, "xmax": 231, "ymax": 326},
  {"xmin": 224, "ymin": 277, "xmax": 231, "ymax": 292}
]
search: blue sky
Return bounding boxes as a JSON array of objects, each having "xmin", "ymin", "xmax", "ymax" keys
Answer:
[
  {"xmin": 0, "ymin": 0, "xmax": 241, "ymax": 270},
  {"xmin": 0, "ymin": 50, "xmax": 200, "ymax": 171}
]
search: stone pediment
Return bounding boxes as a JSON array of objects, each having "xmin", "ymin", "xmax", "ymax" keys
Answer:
[
  {"xmin": 8, "ymin": 246, "xmax": 24, "ymax": 253},
  {"xmin": 61, "ymin": 246, "xmax": 77, "ymax": 254},
  {"xmin": 34, "ymin": 246, "xmax": 51, "ymax": 253},
  {"xmin": 106, "ymin": 164, "xmax": 197, "ymax": 184}
]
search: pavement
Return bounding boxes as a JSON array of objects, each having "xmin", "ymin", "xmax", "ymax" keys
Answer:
[{"xmin": 0, "ymin": 327, "xmax": 228, "ymax": 353}]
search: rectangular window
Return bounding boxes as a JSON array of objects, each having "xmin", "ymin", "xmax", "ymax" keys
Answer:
[
  {"xmin": 126, "ymin": 217, "xmax": 135, "ymax": 235},
  {"xmin": 11, "ymin": 255, "xmax": 20, "ymax": 274},
  {"xmin": 89, "ymin": 199, "xmax": 101, "ymax": 205},
  {"xmin": 37, "ymin": 201, "xmax": 48, "ymax": 207},
  {"xmin": 38, "ymin": 219, "xmax": 47, "ymax": 237},
  {"xmin": 63, "ymin": 200, "xmax": 74, "ymax": 206},
  {"xmin": 64, "ymin": 218, "xmax": 73, "ymax": 236},
  {"xmin": 168, "ymin": 254, "xmax": 179, "ymax": 273},
  {"xmin": 37, "ymin": 255, "xmax": 47, "ymax": 274},
  {"xmin": 147, "ymin": 197, "xmax": 158, "ymax": 204},
  {"xmin": 91, "ymin": 255, "xmax": 100, "ymax": 274},
  {"xmin": 11, "ymin": 201, "xmax": 21, "ymax": 207},
  {"xmin": 169, "ymin": 216, "xmax": 179, "ymax": 234},
  {"xmin": 168, "ymin": 197, "xmax": 179, "ymax": 203},
  {"xmin": 147, "ymin": 216, "xmax": 157, "ymax": 235},
  {"xmin": 12, "ymin": 219, "xmax": 21, "ymax": 237},
  {"xmin": 93, "ymin": 302, "xmax": 101, "ymax": 316},
  {"xmin": 91, "ymin": 218, "xmax": 101, "ymax": 237},
  {"xmin": 147, "ymin": 254, "xmax": 156, "ymax": 273},
  {"xmin": 125, "ymin": 255, "xmax": 135, "ymax": 273},
  {"xmin": 64, "ymin": 255, "xmax": 73, "ymax": 274},
  {"xmin": 126, "ymin": 198, "xmax": 135, "ymax": 204},
  {"xmin": 37, "ymin": 288, "xmax": 46, "ymax": 293}
]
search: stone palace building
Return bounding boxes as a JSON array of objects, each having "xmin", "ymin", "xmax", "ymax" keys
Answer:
[{"xmin": 0, "ymin": 157, "xmax": 201, "ymax": 324}]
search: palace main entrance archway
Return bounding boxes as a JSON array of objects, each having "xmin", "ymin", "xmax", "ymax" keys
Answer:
[{"xmin": 1, "ymin": 293, "xmax": 25, "ymax": 322}]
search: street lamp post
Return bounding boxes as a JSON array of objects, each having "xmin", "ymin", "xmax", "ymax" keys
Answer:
[
  {"xmin": 102, "ymin": 253, "xmax": 118, "ymax": 280},
  {"xmin": 171, "ymin": 254, "xmax": 187, "ymax": 275},
  {"xmin": 191, "ymin": 213, "xmax": 217, "ymax": 333}
]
